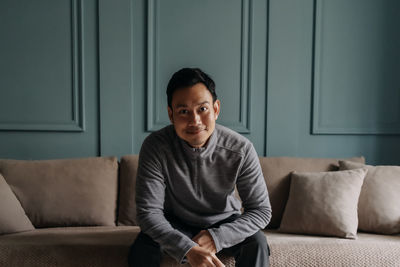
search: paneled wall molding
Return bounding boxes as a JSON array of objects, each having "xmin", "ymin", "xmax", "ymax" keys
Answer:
[
  {"xmin": 146, "ymin": 0, "xmax": 252, "ymax": 133},
  {"xmin": 311, "ymin": 0, "xmax": 400, "ymax": 135},
  {"xmin": 0, "ymin": 0, "xmax": 85, "ymax": 132}
]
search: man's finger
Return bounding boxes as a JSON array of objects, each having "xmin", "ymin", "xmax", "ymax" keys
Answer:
[{"xmin": 211, "ymin": 254, "xmax": 225, "ymax": 267}]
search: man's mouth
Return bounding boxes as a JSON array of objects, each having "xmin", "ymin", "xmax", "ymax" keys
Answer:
[{"xmin": 186, "ymin": 126, "xmax": 205, "ymax": 134}]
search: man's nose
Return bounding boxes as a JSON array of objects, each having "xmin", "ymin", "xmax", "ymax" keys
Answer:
[{"xmin": 188, "ymin": 111, "xmax": 201, "ymax": 125}]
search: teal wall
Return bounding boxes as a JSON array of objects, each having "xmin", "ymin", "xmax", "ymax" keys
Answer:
[{"xmin": 1, "ymin": 0, "xmax": 399, "ymax": 165}]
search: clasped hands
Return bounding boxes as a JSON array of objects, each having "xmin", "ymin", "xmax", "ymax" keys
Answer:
[{"xmin": 186, "ymin": 230, "xmax": 225, "ymax": 267}]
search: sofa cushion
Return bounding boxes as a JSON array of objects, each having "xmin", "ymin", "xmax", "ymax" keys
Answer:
[
  {"xmin": 279, "ymin": 168, "xmax": 367, "ymax": 239},
  {"xmin": 0, "ymin": 226, "xmax": 235, "ymax": 267},
  {"xmin": 118, "ymin": 155, "xmax": 139, "ymax": 226},
  {"xmin": 339, "ymin": 160, "xmax": 400, "ymax": 234},
  {"xmin": 259, "ymin": 156, "xmax": 365, "ymax": 228},
  {"xmin": 0, "ymin": 157, "xmax": 118, "ymax": 227},
  {"xmin": 0, "ymin": 173, "xmax": 34, "ymax": 235},
  {"xmin": 1, "ymin": 226, "xmax": 398, "ymax": 267},
  {"xmin": 266, "ymin": 230, "xmax": 400, "ymax": 267},
  {"xmin": 0, "ymin": 226, "xmax": 137, "ymax": 267}
]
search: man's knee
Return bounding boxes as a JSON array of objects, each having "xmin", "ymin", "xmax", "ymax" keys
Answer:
[
  {"xmin": 228, "ymin": 230, "xmax": 270, "ymax": 267},
  {"xmin": 244, "ymin": 230, "xmax": 268, "ymax": 249}
]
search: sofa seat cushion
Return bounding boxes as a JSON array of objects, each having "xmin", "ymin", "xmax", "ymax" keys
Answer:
[
  {"xmin": 266, "ymin": 230, "xmax": 400, "ymax": 267},
  {"xmin": 3, "ymin": 227, "xmax": 397, "ymax": 267},
  {"xmin": 0, "ymin": 226, "xmax": 235, "ymax": 267},
  {"xmin": 0, "ymin": 226, "xmax": 138, "ymax": 267}
]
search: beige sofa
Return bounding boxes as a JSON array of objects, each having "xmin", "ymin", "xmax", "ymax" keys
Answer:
[{"xmin": 0, "ymin": 155, "xmax": 399, "ymax": 267}]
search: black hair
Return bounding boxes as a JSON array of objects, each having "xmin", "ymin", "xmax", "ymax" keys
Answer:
[{"xmin": 166, "ymin": 68, "xmax": 217, "ymax": 108}]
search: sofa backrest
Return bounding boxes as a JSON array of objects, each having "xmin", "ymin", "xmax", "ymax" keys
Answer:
[
  {"xmin": 118, "ymin": 155, "xmax": 365, "ymax": 228},
  {"xmin": 0, "ymin": 157, "xmax": 119, "ymax": 228},
  {"xmin": 117, "ymin": 155, "xmax": 139, "ymax": 226}
]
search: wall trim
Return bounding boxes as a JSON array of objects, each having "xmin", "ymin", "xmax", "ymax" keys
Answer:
[
  {"xmin": 146, "ymin": 0, "xmax": 252, "ymax": 133},
  {"xmin": 0, "ymin": 0, "xmax": 85, "ymax": 132},
  {"xmin": 311, "ymin": 0, "xmax": 400, "ymax": 135}
]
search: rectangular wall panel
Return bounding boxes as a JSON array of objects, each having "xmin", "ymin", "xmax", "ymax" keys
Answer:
[
  {"xmin": 0, "ymin": 0, "xmax": 84, "ymax": 131},
  {"xmin": 267, "ymin": 0, "xmax": 400, "ymax": 165},
  {"xmin": 0, "ymin": 0, "xmax": 98, "ymax": 160},
  {"xmin": 312, "ymin": 0, "xmax": 400, "ymax": 134},
  {"xmin": 146, "ymin": 0, "xmax": 253, "ymax": 133}
]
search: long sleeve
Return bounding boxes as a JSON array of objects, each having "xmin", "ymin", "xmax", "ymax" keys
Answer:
[
  {"xmin": 207, "ymin": 143, "xmax": 272, "ymax": 252},
  {"xmin": 135, "ymin": 137, "xmax": 197, "ymax": 263}
]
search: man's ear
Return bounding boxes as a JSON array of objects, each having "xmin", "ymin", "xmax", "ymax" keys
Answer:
[
  {"xmin": 213, "ymin": 100, "xmax": 221, "ymax": 120},
  {"xmin": 168, "ymin": 106, "xmax": 174, "ymax": 124}
]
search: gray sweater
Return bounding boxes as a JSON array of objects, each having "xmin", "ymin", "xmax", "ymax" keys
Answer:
[{"xmin": 136, "ymin": 124, "xmax": 272, "ymax": 263}]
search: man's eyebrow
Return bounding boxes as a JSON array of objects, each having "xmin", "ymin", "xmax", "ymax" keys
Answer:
[
  {"xmin": 197, "ymin": 101, "xmax": 210, "ymax": 106},
  {"xmin": 174, "ymin": 101, "xmax": 210, "ymax": 108},
  {"xmin": 175, "ymin": 104, "xmax": 188, "ymax": 108}
]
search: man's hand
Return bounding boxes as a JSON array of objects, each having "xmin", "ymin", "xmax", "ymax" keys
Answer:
[
  {"xmin": 192, "ymin": 230, "xmax": 217, "ymax": 254},
  {"xmin": 186, "ymin": 245, "xmax": 225, "ymax": 267}
]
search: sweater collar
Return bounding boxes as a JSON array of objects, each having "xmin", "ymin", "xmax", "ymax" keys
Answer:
[{"xmin": 176, "ymin": 127, "xmax": 218, "ymax": 159}]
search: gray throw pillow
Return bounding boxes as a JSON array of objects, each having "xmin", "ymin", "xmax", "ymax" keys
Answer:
[
  {"xmin": 279, "ymin": 168, "xmax": 367, "ymax": 239},
  {"xmin": 0, "ymin": 173, "xmax": 34, "ymax": 235},
  {"xmin": 339, "ymin": 160, "xmax": 400, "ymax": 234}
]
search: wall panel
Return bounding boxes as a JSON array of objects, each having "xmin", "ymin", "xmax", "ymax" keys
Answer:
[
  {"xmin": 267, "ymin": 0, "xmax": 400, "ymax": 164},
  {"xmin": 312, "ymin": 0, "xmax": 400, "ymax": 134},
  {"xmin": 0, "ymin": 0, "xmax": 98, "ymax": 159},
  {"xmin": 1, "ymin": 0, "xmax": 399, "ymax": 164},
  {"xmin": 131, "ymin": 0, "xmax": 268, "ymax": 155},
  {"xmin": 0, "ymin": 0, "xmax": 84, "ymax": 131},
  {"xmin": 146, "ymin": 0, "xmax": 253, "ymax": 133}
]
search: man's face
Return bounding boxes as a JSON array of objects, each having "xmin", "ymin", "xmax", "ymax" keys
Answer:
[{"xmin": 168, "ymin": 83, "xmax": 220, "ymax": 148}]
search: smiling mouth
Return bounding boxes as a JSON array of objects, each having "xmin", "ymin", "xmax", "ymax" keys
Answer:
[{"xmin": 186, "ymin": 127, "xmax": 205, "ymax": 134}]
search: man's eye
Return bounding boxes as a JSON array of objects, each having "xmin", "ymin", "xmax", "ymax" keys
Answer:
[
  {"xmin": 178, "ymin": 110, "xmax": 188, "ymax": 114},
  {"xmin": 200, "ymin": 107, "xmax": 208, "ymax": 112}
]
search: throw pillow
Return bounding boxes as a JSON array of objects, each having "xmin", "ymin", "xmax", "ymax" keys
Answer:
[
  {"xmin": 339, "ymin": 160, "xmax": 400, "ymax": 234},
  {"xmin": 258, "ymin": 156, "xmax": 365, "ymax": 229},
  {"xmin": 0, "ymin": 157, "xmax": 118, "ymax": 228},
  {"xmin": 279, "ymin": 168, "xmax": 367, "ymax": 239},
  {"xmin": 0, "ymin": 173, "xmax": 34, "ymax": 235}
]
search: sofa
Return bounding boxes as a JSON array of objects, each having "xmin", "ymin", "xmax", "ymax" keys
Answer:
[{"xmin": 0, "ymin": 155, "xmax": 399, "ymax": 267}]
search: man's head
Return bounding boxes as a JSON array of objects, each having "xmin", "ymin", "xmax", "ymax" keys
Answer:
[{"xmin": 167, "ymin": 68, "xmax": 220, "ymax": 148}]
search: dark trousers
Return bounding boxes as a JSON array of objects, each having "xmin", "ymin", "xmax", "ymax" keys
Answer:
[{"xmin": 128, "ymin": 215, "xmax": 270, "ymax": 267}]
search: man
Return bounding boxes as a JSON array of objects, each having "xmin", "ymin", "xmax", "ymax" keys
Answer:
[{"xmin": 129, "ymin": 68, "xmax": 272, "ymax": 267}]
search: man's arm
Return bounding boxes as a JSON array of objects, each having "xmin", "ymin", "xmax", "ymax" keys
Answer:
[
  {"xmin": 135, "ymin": 137, "xmax": 197, "ymax": 263},
  {"xmin": 207, "ymin": 142, "xmax": 272, "ymax": 252}
]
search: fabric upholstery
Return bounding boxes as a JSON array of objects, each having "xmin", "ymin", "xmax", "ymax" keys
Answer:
[
  {"xmin": 1, "ymin": 226, "xmax": 398, "ymax": 267},
  {"xmin": 339, "ymin": 160, "xmax": 400, "ymax": 234},
  {"xmin": 0, "ymin": 173, "xmax": 34, "ymax": 235},
  {"xmin": 0, "ymin": 226, "xmax": 235, "ymax": 267},
  {"xmin": 279, "ymin": 168, "xmax": 367, "ymax": 239},
  {"xmin": 0, "ymin": 157, "xmax": 119, "ymax": 227},
  {"xmin": 0, "ymin": 226, "xmax": 137, "ymax": 267},
  {"xmin": 258, "ymin": 156, "xmax": 365, "ymax": 228},
  {"xmin": 118, "ymin": 155, "xmax": 139, "ymax": 226},
  {"xmin": 266, "ymin": 230, "xmax": 400, "ymax": 267}
]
